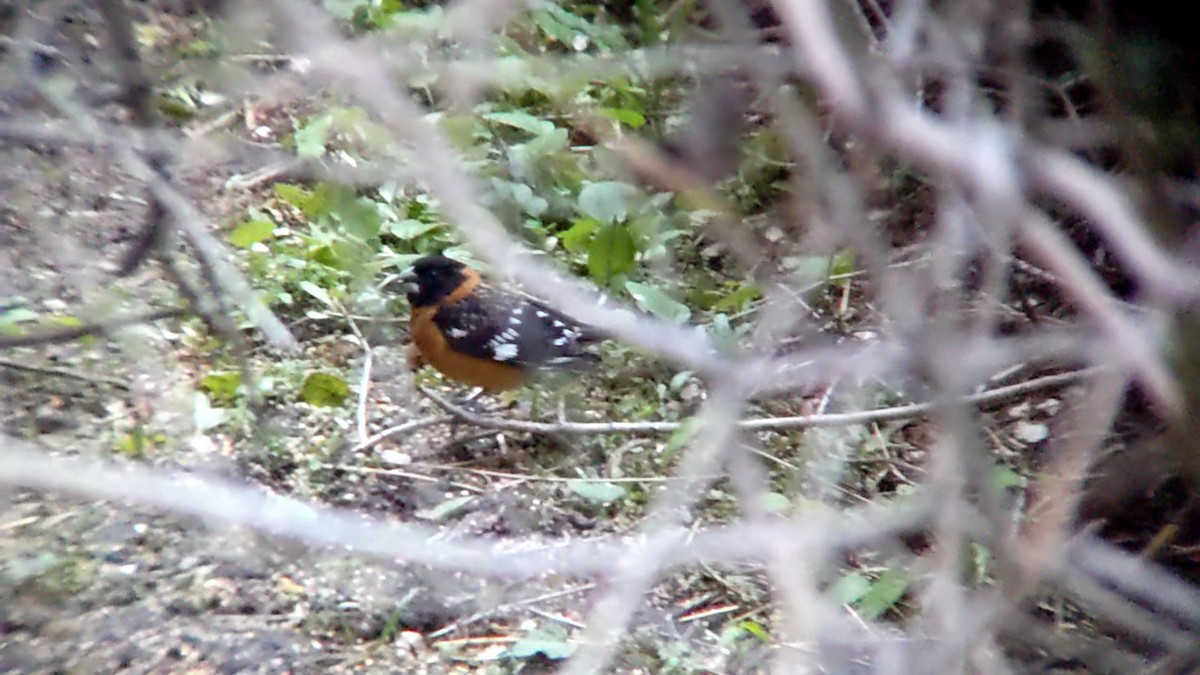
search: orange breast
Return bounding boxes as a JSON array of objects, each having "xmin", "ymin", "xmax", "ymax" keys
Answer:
[{"xmin": 409, "ymin": 307, "xmax": 526, "ymax": 390}]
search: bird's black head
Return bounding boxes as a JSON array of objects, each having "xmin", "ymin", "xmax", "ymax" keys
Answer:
[{"xmin": 399, "ymin": 254, "xmax": 472, "ymax": 307}]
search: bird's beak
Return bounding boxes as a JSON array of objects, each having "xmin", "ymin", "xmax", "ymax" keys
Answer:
[{"xmin": 380, "ymin": 267, "xmax": 418, "ymax": 293}]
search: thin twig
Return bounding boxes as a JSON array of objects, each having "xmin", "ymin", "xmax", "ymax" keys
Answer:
[
  {"xmin": 416, "ymin": 368, "xmax": 1094, "ymax": 435},
  {"xmin": 350, "ymin": 415, "xmax": 452, "ymax": 453},
  {"xmin": 0, "ymin": 357, "xmax": 131, "ymax": 390},
  {"xmin": 0, "ymin": 308, "xmax": 186, "ymax": 349}
]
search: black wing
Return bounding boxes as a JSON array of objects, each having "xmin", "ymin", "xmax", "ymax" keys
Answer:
[{"xmin": 432, "ymin": 285, "xmax": 601, "ymax": 370}]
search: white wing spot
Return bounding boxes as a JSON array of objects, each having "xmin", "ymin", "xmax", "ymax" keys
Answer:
[
  {"xmin": 513, "ymin": 306, "xmax": 524, "ymax": 315},
  {"xmin": 493, "ymin": 343, "xmax": 519, "ymax": 361},
  {"xmin": 552, "ymin": 320, "xmax": 564, "ymax": 328},
  {"xmin": 448, "ymin": 328, "xmax": 469, "ymax": 339},
  {"xmin": 509, "ymin": 316, "xmax": 522, "ymax": 325},
  {"xmin": 553, "ymin": 337, "xmax": 568, "ymax": 347},
  {"xmin": 536, "ymin": 310, "xmax": 548, "ymax": 318}
]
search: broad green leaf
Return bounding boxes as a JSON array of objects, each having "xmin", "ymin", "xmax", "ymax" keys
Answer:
[
  {"xmin": 388, "ymin": 219, "xmax": 440, "ymax": 240},
  {"xmin": 274, "ymin": 183, "xmax": 320, "ymax": 215},
  {"xmin": 415, "ymin": 495, "xmax": 476, "ymax": 522},
  {"xmin": 787, "ymin": 255, "xmax": 833, "ymax": 287},
  {"xmin": 200, "ymin": 371, "xmax": 242, "ymax": 403},
  {"xmin": 625, "ymin": 281, "xmax": 691, "ymax": 323},
  {"xmin": 567, "ymin": 479, "xmax": 625, "ymax": 504},
  {"xmin": 668, "ymin": 370, "xmax": 694, "ymax": 392},
  {"xmin": 737, "ymin": 620, "xmax": 770, "ymax": 642},
  {"xmin": 294, "ymin": 114, "xmax": 332, "ymax": 158},
  {"xmin": 483, "ymin": 110, "xmax": 556, "ymax": 136},
  {"xmin": 587, "ymin": 223, "xmax": 636, "ymax": 284},
  {"xmin": 300, "ymin": 372, "xmax": 350, "ymax": 407},
  {"xmin": 990, "ymin": 465, "xmax": 1025, "ymax": 492},
  {"xmin": 299, "ymin": 281, "xmax": 334, "ymax": 308},
  {"xmin": 828, "ymin": 571, "xmax": 873, "ymax": 605},
  {"xmin": 856, "ymin": 566, "xmax": 910, "ymax": 620},
  {"xmin": 578, "ymin": 181, "xmax": 634, "ymax": 223},
  {"xmin": 559, "ymin": 218, "xmax": 600, "ymax": 253},
  {"xmin": 509, "ymin": 183, "xmax": 548, "ymax": 218},
  {"xmin": 712, "ymin": 283, "xmax": 763, "ymax": 312},
  {"xmin": 228, "ymin": 219, "xmax": 275, "ymax": 248},
  {"xmin": 0, "ymin": 307, "xmax": 39, "ymax": 331},
  {"xmin": 507, "ymin": 625, "xmax": 576, "ymax": 660},
  {"xmin": 758, "ymin": 491, "xmax": 791, "ymax": 513},
  {"xmin": 598, "ymin": 107, "xmax": 646, "ymax": 128},
  {"xmin": 661, "ymin": 416, "xmax": 701, "ymax": 461},
  {"xmin": 829, "ymin": 248, "xmax": 856, "ymax": 278},
  {"xmin": 330, "ymin": 197, "xmax": 382, "ymax": 242},
  {"xmin": 512, "ymin": 127, "xmax": 569, "ymax": 163}
]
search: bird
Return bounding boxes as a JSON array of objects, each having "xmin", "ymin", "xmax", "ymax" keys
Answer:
[{"xmin": 396, "ymin": 254, "xmax": 605, "ymax": 391}]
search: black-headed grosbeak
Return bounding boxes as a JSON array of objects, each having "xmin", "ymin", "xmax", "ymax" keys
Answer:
[{"xmin": 396, "ymin": 254, "xmax": 604, "ymax": 390}]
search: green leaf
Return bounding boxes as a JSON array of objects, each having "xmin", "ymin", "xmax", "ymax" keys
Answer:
[
  {"xmin": 415, "ymin": 495, "xmax": 476, "ymax": 522},
  {"xmin": 559, "ymin": 218, "xmax": 600, "ymax": 253},
  {"xmin": 509, "ymin": 183, "xmax": 548, "ymax": 218},
  {"xmin": 294, "ymin": 114, "xmax": 333, "ymax": 158},
  {"xmin": 578, "ymin": 181, "xmax": 634, "ymax": 223},
  {"xmin": 661, "ymin": 416, "xmax": 701, "ymax": 461},
  {"xmin": 712, "ymin": 283, "xmax": 763, "ymax": 312},
  {"xmin": 200, "ymin": 371, "xmax": 242, "ymax": 404},
  {"xmin": 274, "ymin": 183, "xmax": 320, "ymax": 215},
  {"xmin": 736, "ymin": 620, "xmax": 770, "ymax": 642},
  {"xmin": 758, "ymin": 491, "xmax": 791, "ymax": 514},
  {"xmin": 587, "ymin": 223, "xmax": 636, "ymax": 284},
  {"xmin": 625, "ymin": 281, "xmax": 691, "ymax": 323},
  {"xmin": 856, "ymin": 566, "xmax": 910, "ymax": 620},
  {"xmin": 0, "ymin": 307, "xmax": 39, "ymax": 333},
  {"xmin": 827, "ymin": 571, "xmax": 872, "ymax": 605},
  {"xmin": 512, "ymin": 127, "xmax": 570, "ymax": 164},
  {"xmin": 228, "ymin": 219, "xmax": 275, "ymax": 248},
  {"xmin": 507, "ymin": 625, "xmax": 576, "ymax": 660},
  {"xmin": 990, "ymin": 465, "xmax": 1025, "ymax": 492},
  {"xmin": 668, "ymin": 370, "xmax": 694, "ymax": 392},
  {"xmin": 483, "ymin": 110, "xmax": 556, "ymax": 136},
  {"xmin": 829, "ymin": 248, "xmax": 856, "ymax": 278},
  {"xmin": 301, "ymin": 372, "xmax": 350, "ymax": 407},
  {"xmin": 787, "ymin": 255, "xmax": 833, "ymax": 287},
  {"xmin": 298, "ymin": 281, "xmax": 334, "ymax": 308},
  {"xmin": 567, "ymin": 479, "xmax": 625, "ymax": 505},
  {"xmin": 387, "ymin": 219, "xmax": 440, "ymax": 240},
  {"xmin": 598, "ymin": 107, "xmax": 646, "ymax": 129}
]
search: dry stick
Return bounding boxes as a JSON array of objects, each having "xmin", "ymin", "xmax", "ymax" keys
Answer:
[
  {"xmin": 321, "ymin": 463, "xmax": 482, "ymax": 494},
  {"xmin": 0, "ymin": 437, "xmax": 932, "ymax": 579},
  {"xmin": 0, "ymin": 308, "xmax": 185, "ymax": 349},
  {"xmin": 427, "ymin": 582, "xmax": 598, "ymax": 640},
  {"xmin": 0, "ymin": 357, "xmax": 131, "ymax": 390},
  {"xmin": 349, "ymin": 414, "xmax": 451, "ymax": 453},
  {"xmin": 335, "ymin": 301, "xmax": 373, "ymax": 445},
  {"xmin": 416, "ymin": 368, "xmax": 1093, "ymax": 436}
]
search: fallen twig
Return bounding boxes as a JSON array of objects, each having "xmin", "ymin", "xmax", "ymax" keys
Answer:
[
  {"xmin": 415, "ymin": 368, "xmax": 1095, "ymax": 435},
  {"xmin": 0, "ymin": 308, "xmax": 186, "ymax": 350}
]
